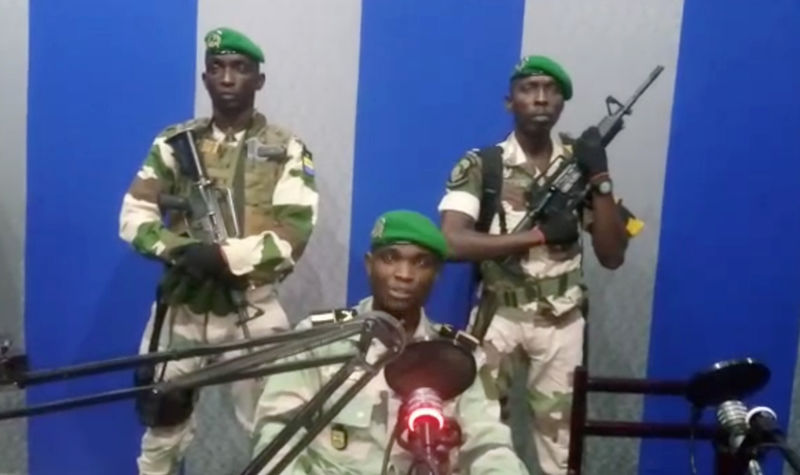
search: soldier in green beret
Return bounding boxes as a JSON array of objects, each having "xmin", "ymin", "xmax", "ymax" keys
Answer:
[
  {"xmin": 119, "ymin": 27, "xmax": 318, "ymax": 474},
  {"xmin": 438, "ymin": 55, "xmax": 632, "ymax": 474},
  {"xmin": 251, "ymin": 210, "xmax": 528, "ymax": 474}
]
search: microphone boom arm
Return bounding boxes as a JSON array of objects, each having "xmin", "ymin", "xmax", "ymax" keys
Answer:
[
  {"xmin": 0, "ymin": 353, "xmax": 354, "ymax": 421},
  {"xmin": 0, "ymin": 313, "xmax": 403, "ymax": 428},
  {"xmin": 242, "ymin": 344, "xmax": 402, "ymax": 475},
  {"xmin": 242, "ymin": 312, "xmax": 406, "ymax": 475},
  {"xmin": 1, "ymin": 324, "xmax": 361, "ymax": 388}
]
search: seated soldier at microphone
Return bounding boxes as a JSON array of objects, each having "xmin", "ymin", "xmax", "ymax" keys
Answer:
[{"xmin": 251, "ymin": 210, "xmax": 527, "ymax": 474}]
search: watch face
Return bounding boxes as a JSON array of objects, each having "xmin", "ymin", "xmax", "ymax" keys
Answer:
[{"xmin": 597, "ymin": 180, "xmax": 613, "ymax": 194}]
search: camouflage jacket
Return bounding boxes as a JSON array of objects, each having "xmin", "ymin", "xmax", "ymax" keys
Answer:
[{"xmin": 119, "ymin": 112, "xmax": 317, "ymax": 299}]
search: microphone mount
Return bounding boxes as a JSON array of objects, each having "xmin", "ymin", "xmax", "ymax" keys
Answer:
[
  {"xmin": 0, "ymin": 311, "xmax": 407, "ymax": 475},
  {"xmin": 685, "ymin": 358, "xmax": 800, "ymax": 474}
]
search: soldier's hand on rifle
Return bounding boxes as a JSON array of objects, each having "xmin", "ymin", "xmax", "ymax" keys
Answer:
[
  {"xmin": 574, "ymin": 126, "xmax": 609, "ymax": 180},
  {"xmin": 175, "ymin": 243, "xmax": 230, "ymax": 280},
  {"xmin": 532, "ymin": 211, "xmax": 579, "ymax": 246}
]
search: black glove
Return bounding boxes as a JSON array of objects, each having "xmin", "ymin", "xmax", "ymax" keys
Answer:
[
  {"xmin": 159, "ymin": 264, "xmax": 243, "ymax": 316},
  {"xmin": 174, "ymin": 243, "xmax": 229, "ymax": 280},
  {"xmin": 536, "ymin": 212, "xmax": 579, "ymax": 245},
  {"xmin": 574, "ymin": 126, "xmax": 608, "ymax": 179}
]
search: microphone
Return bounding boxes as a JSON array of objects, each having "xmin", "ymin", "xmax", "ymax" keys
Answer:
[
  {"xmin": 683, "ymin": 359, "xmax": 800, "ymax": 475},
  {"xmin": 406, "ymin": 387, "xmax": 445, "ymax": 437},
  {"xmin": 746, "ymin": 406, "xmax": 779, "ymax": 439},
  {"xmin": 716, "ymin": 400, "xmax": 749, "ymax": 453},
  {"xmin": 383, "ymin": 333, "xmax": 477, "ymax": 475},
  {"xmin": 716, "ymin": 399, "xmax": 765, "ymax": 475},
  {"xmin": 397, "ymin": 387, "xmax": 461, "ymax": 475}
]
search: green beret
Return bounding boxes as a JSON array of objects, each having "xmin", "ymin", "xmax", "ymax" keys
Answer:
[
  {"xmin": 204, "ymin": 27, "xmax": 264, "ymax": 64},
  {"xmin": 510, "ymin": 55, "xmax": 573, "ymax": 100},
  {"xmin": 370, "ymin": 210, "xmax": 448, "ymax": 260}
]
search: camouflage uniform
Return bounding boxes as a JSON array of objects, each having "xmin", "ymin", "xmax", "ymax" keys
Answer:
[
  {"xmin": 119, "ymin": 111, "xmax": 318, "ymax": 475},
  {"xmin": 251, "ymin": 297, "xmax": 528, "ymax": 474},
  {"xmin": 438, "ymin": 131, "xmax": 586, "ymax": 475}
]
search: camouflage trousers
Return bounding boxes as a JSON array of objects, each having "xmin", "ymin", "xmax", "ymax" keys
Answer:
[
  {"xmin": 478, "ymin": 306, "xmax": 584, "ymax": 475},
  {"xmin": 136, "ymin": 284, "xmax": 289, "ymax": 475}
]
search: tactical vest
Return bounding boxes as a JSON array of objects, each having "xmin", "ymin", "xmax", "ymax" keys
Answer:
[
  {"xmin": 164, "ymin": 113, "xmax": 294, "ymax": 284},
  {"xmin": 474, "ymin": 141, "xmax": 583, "ymax": 311}
]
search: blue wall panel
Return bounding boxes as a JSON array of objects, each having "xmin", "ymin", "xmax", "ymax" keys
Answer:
[
  {"xmin": 26, "ymin": 1, "xmax": 198, "ymax": 472},
  {"xmin": 641, "ymin": 1, "xmax": 800, "ymax": 473},
  {"xmin": 347, "ymin": 0, "xmax": 526, "ymax": 326}
]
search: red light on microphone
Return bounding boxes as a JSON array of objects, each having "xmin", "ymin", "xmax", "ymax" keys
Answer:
[
  {"xmin": 405, "ymin": 388, "xmax": 445, "ymax": 433},
  {"xmin": 408, "ymin": 406, "xmax": 444, "ymax": 432}
]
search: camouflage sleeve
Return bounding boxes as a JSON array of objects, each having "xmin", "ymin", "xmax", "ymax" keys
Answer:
[
  {"xmin": 118, "ymin": 132, "xmax": 197, "ymax": 259},
  {"xmin": 455, "ymin": 362, "xmax": 528, "ymax": 474},
  {"xmin": 220, "ymin": 137, "xmax": 318, "ymax": 277},
  {"xmin": 252, "ymin": 319, "xmax": 322, "ymax": 473},
  {"xmin": 437, "ymin": 151, "xmax": 483, "ymax": 221}
]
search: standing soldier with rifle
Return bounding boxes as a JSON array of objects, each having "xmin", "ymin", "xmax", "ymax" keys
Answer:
[
  {"xmin": 438, "ymin": 55, "xmax": 656, "ymax": 474},
  {"xmin": 119, "ymin": 27, "xmax": 318, "ymax": 475}
]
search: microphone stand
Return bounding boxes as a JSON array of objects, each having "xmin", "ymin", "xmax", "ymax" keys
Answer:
[
  {"xmin": 683, "ymin": 358, "xmax": 800, "ymax": 475},
  {"xmin": 241, "ymin": 313, "xmax": 406, "ymax": 475},
  {"xmin": 2, "ymin": 312, "xmax": 406, "ymax": 474},
  {"xmin": 401, "ymin": 418, "xmax": 461, "ymax": 475},
  {"xmin": 0, "ymin": 313, "xmax": 402, "ymax": 426}
]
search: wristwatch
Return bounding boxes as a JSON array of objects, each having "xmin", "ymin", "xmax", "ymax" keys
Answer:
[{"xmin": 592, "ymin": 177, "xmax": 613, "ymax": 196}]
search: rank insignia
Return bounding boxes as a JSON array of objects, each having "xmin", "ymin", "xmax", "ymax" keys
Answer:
[
  {"xmin": 205, "ymin": 31, "xmax": 222, "ymax": 49},
  {"xmin": 371, "ymin": 216, "xmax": 386, "ymax": 240}
]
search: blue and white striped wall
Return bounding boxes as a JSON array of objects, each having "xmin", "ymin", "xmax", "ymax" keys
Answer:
[{"xmin": 1, "ymin": 1, "xmax": 799, "ymax": 474}]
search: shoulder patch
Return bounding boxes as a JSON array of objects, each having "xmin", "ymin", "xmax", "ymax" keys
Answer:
[
  {"xmin": 447, "ymin": 154, "xmax": 479, "ymax": 188},
  {"xmin": 301, "ymin": 146, "xmax": 314, "ymax": 177}
]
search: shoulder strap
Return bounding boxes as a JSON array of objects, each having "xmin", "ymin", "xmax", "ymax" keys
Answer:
[
  {"xmin": 162, "ymin": 117, "xmax": 212, "ymax": 142},
  {"xmin": 147, "ymin": 284, "xmax": 170, "ymax": 353},
  {"xmin": 475, "ymin": 146, "xmax": 505, "ymax": 233}
]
